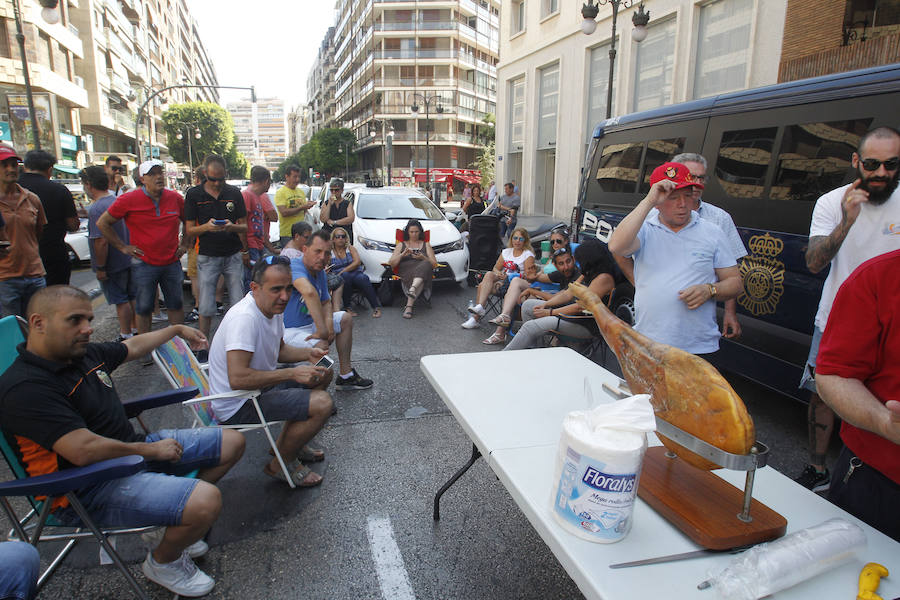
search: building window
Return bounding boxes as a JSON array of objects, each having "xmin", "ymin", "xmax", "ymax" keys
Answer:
[
  {"xmin": 509, "ymin": 77, "xmax": 526, "ymax": 149},
  {"xmin": 632, "ymin": 18, "xmax": 676, "ymax": 112},
  {"xmin": 38, "ymin": 33, "xmax": 52, "ymax": 69},
  {"xmin": 694, "ymin": 0, "xmax": 753, "ymax": 99},
  {"xmin": 537, "ymin": 63, "xmax": 559, "ymax": 149},
  {"xmin": 541, "ymin": 0, "xmax": 558, "ymax": 18},
  {"xmin": 511, "ymin": 1, "xmax": 525, "ymax": 35},
  {"xmin": 585, "ymin": 41, "xmax": 613, "ymax": 143},
  {"xmin": 0, "ymin": 19, "xmax": 10, "ymax": 58}
]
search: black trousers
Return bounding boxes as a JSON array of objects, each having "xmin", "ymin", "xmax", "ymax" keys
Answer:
[
  {"xmin": 42, "ymin": 257, "xmax": 72, "ymax": 286},
  {"xmin": 827, "ymin": 444, "xmax": 900, "ymax": 542}
]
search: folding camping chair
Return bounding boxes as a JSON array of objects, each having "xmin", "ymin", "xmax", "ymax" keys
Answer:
[
  {"xmin": 0, "ymin": 315, "xmax": 198, "ymax": 599},
  {"xmin": 380, "ymin": 228, "xmax": 448, "ymax": 305},
  {"xmin": 542, "ymin": 307, "xmax": 609, "ymax": 363},
  {"xmin": 151, "ymin": 337, "xmax": 298, "ymax": 488}
]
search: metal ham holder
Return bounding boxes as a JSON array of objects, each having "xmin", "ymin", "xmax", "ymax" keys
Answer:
[{"xmin": 602, "ymin": 379, "xmax": 787, "ymax": 550}]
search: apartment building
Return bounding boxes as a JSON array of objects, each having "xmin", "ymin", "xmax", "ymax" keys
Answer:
[
  {"xmin": 69, "ymin": 0, "xmax": 219, "ymax": 173},
  {"xmin": 287, "ymin": 104, "xmax": 309, "ymax": 155},
  {"xmin": 495, "ymin": 0, "xmax": 787, "ymax": 220},
  {"xmin": 228, "ymin": 97, "xmax": 287, "ymax": 171},
  {"xmin": 779, "ymin": 0, "xmax": 900, "ymax": 82},
  {"xmin": 308, "ymin": 0, "xmax": 500, "ymax": 183},
  {"xmin": 307, "ymin": 26, "xmax": 336, "ymax": 138},
  {"xmin": 0, "ymin": 0, "xmax": 89, "ymax": 172}
]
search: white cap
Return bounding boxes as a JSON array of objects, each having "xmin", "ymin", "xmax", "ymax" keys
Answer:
[{"xmin": 138, "ymin": 159, "xmax": 164, "ymax": 177}]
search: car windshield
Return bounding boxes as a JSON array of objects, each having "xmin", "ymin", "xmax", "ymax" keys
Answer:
[{"xmin": 356, "ymin": 193, "xmax": 444, "ymax": 220}]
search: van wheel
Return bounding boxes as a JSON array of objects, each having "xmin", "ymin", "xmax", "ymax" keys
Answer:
[{"xmin": 612, "ymin": 295, "xmax": 635, "ymax": 326}]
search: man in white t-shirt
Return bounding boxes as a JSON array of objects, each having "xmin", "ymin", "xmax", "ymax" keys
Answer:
[
  {"xmin": 207, "ymin": 256, "xmax": 334, "ymax": 488},
  {"xmin": 794, "ymin": 126, "xmax": 900, "ymax": 493}
]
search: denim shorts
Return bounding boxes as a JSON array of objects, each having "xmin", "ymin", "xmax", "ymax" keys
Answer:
[
  {"xmin": 132, "ymin": 259, "xmax": 184, "ymax": 315},
  {"xmin": 99, "ymin": 268, "xmax": 136, "ymax": 305},
  {"xmin": 799, "ymin": 326, "xmax": 824, "ymax": 393},
  {"xmin": 283, "ymin": 311, "xmax": 344, "ymax": 348},
  {"xmin": 222, "ymin": 380, "xmax": 311, "ymax": 425},
  {"xmin": 0, "ymin": 276, "xmax": 46, "ymax": 318},
  {"xmin": 52, "ymin": 428, "xmax": 222, "ymax": 528},
  {"xmin": 197, "ymin": 253, "xmax": 244, "ymax": 317}
]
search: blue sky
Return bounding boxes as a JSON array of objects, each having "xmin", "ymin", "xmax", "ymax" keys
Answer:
[{"xmin": 187, "ymin": 1, "xmax": 337, "ymax": 108}]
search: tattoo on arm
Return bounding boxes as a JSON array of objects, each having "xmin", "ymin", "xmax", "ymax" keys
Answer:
[{"xmin": 806, "ymin": 226, "xmax": 850, "ymax": 273}]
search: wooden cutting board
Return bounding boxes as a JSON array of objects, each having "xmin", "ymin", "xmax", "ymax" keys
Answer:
[{"xmin": 638, "ymin": 447, "xmax": 787, "ymax": 549}]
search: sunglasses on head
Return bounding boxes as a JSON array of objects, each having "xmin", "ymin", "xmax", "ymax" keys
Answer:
[
  {"xmin": 206, "ymin": 176, "xmax": 225, "ymax": 182},
  {"xmin": 552, "ymin": 247, "xmax": 571, "ymax": 257},
  {"xmin": 264, "ymin": 255, "xmax": 290, "ymax": 265},
  {"xmin": 860, "ymin": 157, "xmax": 900, "ymax": 171}
]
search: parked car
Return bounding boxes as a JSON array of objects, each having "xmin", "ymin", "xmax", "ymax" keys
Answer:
[
  {"xmin": 65, "ymin": 218, "xmax": 90, "ymax": 264},
  {"xmin": 348, "ymin": 185, "xmax": 468, "ymax": 283},
  {"xmin": 312, "ymin": 181, "xmax": 366, "ymax": 230}
]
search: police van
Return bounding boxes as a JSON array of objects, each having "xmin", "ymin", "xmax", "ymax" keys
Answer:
[{"xmin": 574, "ymin": 63, "xmax": 900, "ymax": 401}]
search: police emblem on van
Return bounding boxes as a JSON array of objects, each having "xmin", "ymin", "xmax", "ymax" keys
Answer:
[{"xmin": 738, "ymin": 233, "xmax": 785, "ymax": 316}]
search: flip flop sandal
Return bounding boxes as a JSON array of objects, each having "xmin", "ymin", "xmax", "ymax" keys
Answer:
[
  {"xmin": 263, "ymin": 462, "xmax": 323, "ymax": 488},
  {"xmin": 268, "ymin": 445, "xmax": 324, "ymax": 462},
  {"xmin": 403, "ymin": 307, "xmax": 414, "ymax": 319},
  {"xmin": 482, "ymin": 332, "xmax": 506, "ymax": 345},
  {"xmin": 488, "ymin": 313, "xmax": 511, "ymax": 327},
  {"xmin": 372, "ymin": 308, "xmax": 382, "ymax": 318}
]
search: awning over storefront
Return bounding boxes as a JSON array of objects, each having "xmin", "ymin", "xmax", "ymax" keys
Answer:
[
  {"xmin": 53, "ymin": 165, "xmax": 80, "ymax": 175},
  {"xmin": 413, "ymin": 168, "xmax": 481, "ymax": 185},
  {"xmin": 455, "ymin": 173, "xmax": 481, "ymax": 184}
]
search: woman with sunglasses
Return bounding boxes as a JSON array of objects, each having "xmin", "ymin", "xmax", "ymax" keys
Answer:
[
  {"xmin": 504, "ymin": 239, "xmax": 616, "ymax": 351},
  {"xmin": 462, "ymin": 183, "xmax": 486, "ymax": 221},
  {"xmin": 388, "ymin": 219, "xmax": 438, "ymax": 319},
  {"xmin": 462, "ymin": 227, "xmax": 536, "ymax": 340},
  {"xmin": 330, "ymin": 227, "xmax": 381, "ymax": 318}
]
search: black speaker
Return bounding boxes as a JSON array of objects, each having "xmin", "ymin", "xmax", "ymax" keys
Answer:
[{"xmin": 468, "ymin": 215, "xmax": 502, "ymax": 271}]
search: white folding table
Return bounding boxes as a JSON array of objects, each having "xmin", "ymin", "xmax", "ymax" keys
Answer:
[{"xmin": 421, "ymin": 347, "xmax": 900, "ymax": 600}]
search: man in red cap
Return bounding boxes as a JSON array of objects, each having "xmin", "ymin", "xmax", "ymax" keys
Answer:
[
  {"xmin": 608, "ymin": 162, "xmax": 742, "ymax": 356},
  {"xmin": 0, "ymin": 143, "xmax": 47, "ymax": 318}
]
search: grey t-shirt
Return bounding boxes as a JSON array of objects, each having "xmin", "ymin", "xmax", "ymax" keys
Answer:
[{"xmin": 500, "ymin": 193, "xmax": 521, "ymax": 214}]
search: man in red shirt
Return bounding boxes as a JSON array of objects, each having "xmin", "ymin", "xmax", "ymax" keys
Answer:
[
  {"xmin": 241, "ymin": 165, "xmax": 279, "ymax": 290},
  {"xmin": 816, "ymin": 248, "xmax": 900, "ymax": 542},
  {"xmin": 97, "ymin": 160, "xmax": 190, "ymax": 333}
]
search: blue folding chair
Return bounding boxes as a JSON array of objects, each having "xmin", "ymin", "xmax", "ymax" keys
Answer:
[{"xmin": 0, "ymin": 315, "xmax": 198, "ymax": 599}]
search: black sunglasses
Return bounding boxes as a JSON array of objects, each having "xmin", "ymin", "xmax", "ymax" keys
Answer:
[
  {"xmin": 111, "ymin": 165, "xmax": 125, "ymax": 172},
  {"xmin": 333, "ymin": 234, "xmax": 347, "ymax": 239},
  {"xmin": 550, "ymin": 238, "xmax": 567, "ymax": 245},
  {"xmin": 860, "ymin": 157, "xmax": 900, "ymax": 171},
  {"xmin": 206, "ymin": 176, "xmax": 225, "ymax": 182},
  {"xmin": 552, "ymin": 247, "xmax": 571, "ymax": 257}
]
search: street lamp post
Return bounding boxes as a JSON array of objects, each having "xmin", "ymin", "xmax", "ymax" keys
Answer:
[
  {"xmin": 337, "ymin": 142, "xmax": 352, "ymax": 179},
  {"xmin": 580, "ymin": 1, "xmax": 650, "ymax": 119},
  {"xmin": 369, "ymin": 119, "xmax": 395, "ymax": 185},
  {"xmin": 135, "ymin": 84, "xmax": 256, "ymax": 163},
  {"xmin": 410, "ymin": 94, "xmax": 444, "ymax": 189},
  {"xmin": 174, "ymin": 122, "xmax": 201, "ymax": 180},
  {"xmin": 11, "ymin": 0, "xmax": 60, "ymax": 151}
]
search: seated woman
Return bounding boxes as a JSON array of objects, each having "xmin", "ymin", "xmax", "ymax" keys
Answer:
[
  {"xmin": 280, "ymin": 221, "xmax": 312, "ymax": 259},
  {"xmin": 504, "ymin": 239, "xmax": 616, "ymax": 351},
  {"xmin": 484, "ymin": 245, "xmax": 582, "ymax": 342},
  {"xmin": 388, "ymin": 219, "xmax": 438, "ymax": 319},
  {"xmin": 462, "ymin": 227, "xmax": 536, "ymax": 340},
  {"xmin": 330, "ymin": 227, "xmax": 381, "ymax": 318}
]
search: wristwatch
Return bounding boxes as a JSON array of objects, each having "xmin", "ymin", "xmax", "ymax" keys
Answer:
[{"xmin": 707, "ymin": 283, "xmax": 717, "ymax": 298}]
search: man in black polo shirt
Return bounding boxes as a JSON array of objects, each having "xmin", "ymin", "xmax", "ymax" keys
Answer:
[
  {"xmin": 0, "ymin": 286, "xmax": 245, "ymax": 597},
  {"xmin": 184, "ymin": 154, "xmax": 248, "ymax": 341},
  {"xmin": 18, "ymin": 150, "xmax": 79, "ymax": 285}
]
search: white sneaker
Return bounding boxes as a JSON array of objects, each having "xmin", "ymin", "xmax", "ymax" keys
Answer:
[
  {"xmin": 467, "ymin": 303, "xmax": 485, "ymax": 317},
  {"xmin": 461, "ymin": 316, "xmax": 479, "ymax": 329},
  {"xmin": 141, "ymin": 527, "xmax": 209, "ymax": 558},
  {"xmin": 151, "ymin": 311, "xmax": 168, "ymax": 324},
  {"xmin": 142, "ymin": 550, "xmax": 215, "ymax": 597}
]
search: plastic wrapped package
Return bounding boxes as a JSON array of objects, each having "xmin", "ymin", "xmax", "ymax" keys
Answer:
[{"xmin": 705, "ymin": 518, "xmax": 866, "ymax": 600}]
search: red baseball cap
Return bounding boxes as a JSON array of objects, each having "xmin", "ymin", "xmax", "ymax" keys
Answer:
[
  {"xmin": 0, "ymin": 143, "xmax": 21, "ymax": 162},
  {"xmin": 649, "ymin": 162, "xmax": 704, "ymax": 190}
]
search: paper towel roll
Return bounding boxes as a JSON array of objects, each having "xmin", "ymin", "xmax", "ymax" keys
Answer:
[{"xmin": 549, "ymin": 394, "xmax": 655, "ymax": 543}]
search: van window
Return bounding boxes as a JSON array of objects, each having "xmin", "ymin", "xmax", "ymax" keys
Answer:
[
  {"xmin": 770, "ymin": 119, "xmax": 872, "ymax": 203},
  {"xmin": 595, "ymin": 142, "xmax": 643, "ymax": 192},
  {"xmin": 715, "ymin": 127, "xmax": 777, "ymax": 199},
  {"xmin": 639, "ymin": 138, "xmax": 686, "ymax": 193}
]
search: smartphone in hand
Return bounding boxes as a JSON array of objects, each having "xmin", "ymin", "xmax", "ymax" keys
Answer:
[
  {"xmin": 213, "ymin": 219, "xmax": 228, "ymax": 226},
  {"xmin": 315, "ymin": 355, "xmax": 335, "ymax": 369}
]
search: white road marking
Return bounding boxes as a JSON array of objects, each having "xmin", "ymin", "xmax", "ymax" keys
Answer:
[{"xmin": 366, "ymin": 516, "xmax": 416, "ymax": 600}]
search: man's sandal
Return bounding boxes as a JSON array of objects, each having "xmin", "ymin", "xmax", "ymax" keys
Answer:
[
  {"xmin": 263, "ymin": 462, "xmax": 323, "ymax": 488},
  {"xmin": 482, "ymin": 332, "xmax": 506, "ymax": 345},
  {"xmin": 268, "ymin": 445, "xmax": 324, "ymax": 463}
]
